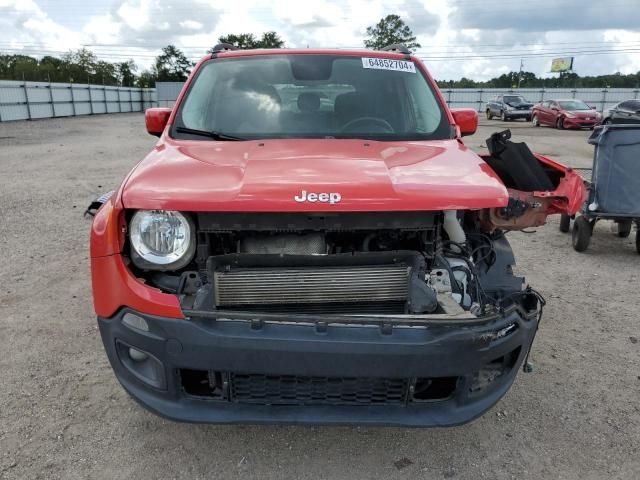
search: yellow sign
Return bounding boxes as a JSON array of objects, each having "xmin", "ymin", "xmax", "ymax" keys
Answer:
[{"xmin": 551, "ymin": 57, "xmax": 574, "ymax": 72}]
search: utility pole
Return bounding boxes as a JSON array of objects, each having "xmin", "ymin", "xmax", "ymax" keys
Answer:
[{"xmin": 517, "ymin": 59, "xmax": 524, "ymax": 88}]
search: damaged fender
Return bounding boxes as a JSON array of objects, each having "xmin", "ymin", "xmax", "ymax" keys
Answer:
[{"xmin": 481, "ymin": 130, "xmax": 586, "ymax": 231}]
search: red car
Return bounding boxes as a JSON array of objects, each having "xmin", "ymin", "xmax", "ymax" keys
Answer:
[
  {"xmin": 531, "ymin": 99, "xmax": 602, "ymax": 129},
  {"xmin": 90, "ymin": 45, "xmax": 584, "ymax": 426}
]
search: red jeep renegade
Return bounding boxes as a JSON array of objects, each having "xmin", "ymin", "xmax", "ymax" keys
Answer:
[{"xmin": 90, "ymin": 44, "xmax": 584, "ymax": 426}]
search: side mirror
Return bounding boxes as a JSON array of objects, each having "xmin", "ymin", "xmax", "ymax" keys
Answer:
[
  {"xmin": 145, "ymin": 108, "xmax": 172, "ymax": 137},
  {"xmin": 450, "ymin": 108, "xmax": 478, "ymax": 137}
]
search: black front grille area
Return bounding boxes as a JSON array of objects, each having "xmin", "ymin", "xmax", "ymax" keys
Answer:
[
  {"xmin": 230, "ymin": 373, "xmax": 408, "ymax": 406},
  {"xmin": 179, "ymin": 370, "xmax": 459, "ymax": 406}
]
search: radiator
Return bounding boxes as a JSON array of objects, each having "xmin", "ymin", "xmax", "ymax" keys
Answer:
[{"xmin": 213, "ymin": 264, "xmax": 410, "ymax": 307}]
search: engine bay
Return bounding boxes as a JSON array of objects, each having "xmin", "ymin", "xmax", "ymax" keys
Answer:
[{"xmin": 131, "ymin": 210, "xmax": 534, "ymax": 320}]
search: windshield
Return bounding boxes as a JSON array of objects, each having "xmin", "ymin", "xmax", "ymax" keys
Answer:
[
  {"xmin": 558, "ymin": 100, "xmax": 590, "ymax": 111},
  {"xmin": 174, "ymin": 54, "xmax": 450, "ymax": 141},
  {"xmin": 503, "ymin": 95, "xmax": 527, "ymax": 104}
]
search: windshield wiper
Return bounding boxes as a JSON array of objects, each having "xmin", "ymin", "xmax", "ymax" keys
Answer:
[{"xmin": 175, "ymin": 126, "xmax": 245, "ymax": 141}]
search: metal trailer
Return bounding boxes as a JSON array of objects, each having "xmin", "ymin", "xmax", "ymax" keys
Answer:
[{"xmin": 560, "ymin": 125, "xmax": 640, "ymax": 253}]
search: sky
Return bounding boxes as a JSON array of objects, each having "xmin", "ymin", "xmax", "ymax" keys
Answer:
[{"xmin": 1, "ymin": 0, "xmax": 640, "ymax": 81}]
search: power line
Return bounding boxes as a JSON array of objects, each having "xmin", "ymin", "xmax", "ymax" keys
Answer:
[
  {"xmin": 1, "ymin": 39, "xmax": 636, "ymax": 51},
  {"xmin": 4, "ymin": 44, "xmax": 640, "ymax": 59},
  {"xmin": 417, "ymin": 47, "xmax": 640, "ymax": 60}
]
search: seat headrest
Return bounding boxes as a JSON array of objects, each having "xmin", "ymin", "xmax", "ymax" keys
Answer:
[{"xmin": 298, "ymin": 92, "xmax": 321, "ymax": 112}]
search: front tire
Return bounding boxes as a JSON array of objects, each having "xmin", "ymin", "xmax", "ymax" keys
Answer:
[
  {"xmin": 486, "ymin": 109, "xmax": 493, "ymax": 120},
  {"xmin": 572, "ymin": 216, "xmax": 592, "ymax": 252},
  {"xmin": 556, "ymin": 117, "xmax": 565, "ymax": 129},
  {"xmin": 560, "ymin": 214, "xmax": 571, "ymax": 233},
  {"xmin": 636, "ymin": 228, "xmax": 640, "ymax": 254},
  {"xmin": 532, "ymin": 114, "xmax": 540, "ymax": 127},
  {"xmin": 501, "ymin": 110, "xmax": 508, "ymax": 121}
]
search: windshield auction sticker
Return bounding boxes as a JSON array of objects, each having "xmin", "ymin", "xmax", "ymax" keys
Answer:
[{"xmin": 361, "ymin": 57, "xmax": 416, "ymax": 73}]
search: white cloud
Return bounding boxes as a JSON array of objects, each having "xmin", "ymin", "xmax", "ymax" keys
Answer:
[
  {"xmin": 0, "ymin": 0, "xmax": 83, "ymax": 52},
  {"xmin": 180, "ymin": 20, "xmax": 203, "ymax": 30}
]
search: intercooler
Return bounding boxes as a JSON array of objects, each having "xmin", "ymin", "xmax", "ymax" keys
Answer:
[{"xmin": 208, "ymin": 253, "xmax": 423, "ymax": 314}]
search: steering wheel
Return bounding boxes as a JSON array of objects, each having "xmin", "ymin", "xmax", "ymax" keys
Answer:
[{"xmin": 341, "ymin": 117, "xmax": 394, "ymax": 134}]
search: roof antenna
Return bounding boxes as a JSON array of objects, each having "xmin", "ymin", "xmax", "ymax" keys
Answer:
[
  {"xmin": 380, "ymin": 44, "xmax": 411, "ymax": 54},
  {"xmin": 211, "ymin": 43, "xmax": 238, "ymax": 53}
]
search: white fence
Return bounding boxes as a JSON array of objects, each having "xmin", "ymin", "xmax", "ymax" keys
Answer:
[
  {"xmin": 441, "ymin": 88, "xmax": 640, "ymax": 114},
  {"xmin": 156, "ymin": 82, "xmax": 185, "ymax": 108},
  {"xmin": 0, "ymin": 80, "xmax": 157, "ymax": 122},
  {"xmin": 3, "ymin": 82, "xmax": 638, "ymax": 122}
]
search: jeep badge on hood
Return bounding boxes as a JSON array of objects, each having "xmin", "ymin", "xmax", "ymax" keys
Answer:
[{"xmin": 294, "ymin": 190, "xmax": 342, "ymax": 204}]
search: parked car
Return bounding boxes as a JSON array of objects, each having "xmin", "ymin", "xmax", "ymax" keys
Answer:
[
  {"xmin": 531, "ymin": 99, "xmax": 602, "ymax": 129},
  {"xmin": 89, "ymin": 44, "xmax": 584, "ymax": 427},
  {"xmin": 602, "ymin": 100, "xmax": 640, "ymax": 125},
  {"xmin": 486, "ymin": 94, "xmax": 534, "ymax": 121}
]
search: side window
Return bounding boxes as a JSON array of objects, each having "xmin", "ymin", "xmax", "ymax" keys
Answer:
[
  {"xmin": 497, "ymin": 96, "xmax": 503, "ymax": 103},
  {"xmin": 618, "ymin": 101, "xmax": 640, "ymax": 111}
]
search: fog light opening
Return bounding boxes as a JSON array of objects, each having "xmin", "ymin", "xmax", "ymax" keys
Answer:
[
  {"xmin": 128, "ymin": 347, "xmax": 149, "ymax": 362},
  {"xmin": 469, "ymin": 347, "xmax": 521, "ymax": 394},
  {"xmin": 115, "ymin": 340, "xmax": 166, "ymax": 390}
]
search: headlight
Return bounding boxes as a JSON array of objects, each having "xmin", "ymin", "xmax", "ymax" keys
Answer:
[
  {"xmin": 565, "ymin": 113, "xmax": 575, "ymax": 118},
  {"xmin": 129, "ymin": 210, "xmax": 195, "ymax": 270}
]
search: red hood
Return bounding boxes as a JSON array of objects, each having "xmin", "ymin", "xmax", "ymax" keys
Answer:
[{"xmin": 121, "ymin": 138, "xmax": 509, "ymax": 212}]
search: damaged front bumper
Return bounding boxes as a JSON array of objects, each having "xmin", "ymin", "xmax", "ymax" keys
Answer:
[{"xmin": 98, "ymin": 302, "xmax": 540, "ymax": 427}]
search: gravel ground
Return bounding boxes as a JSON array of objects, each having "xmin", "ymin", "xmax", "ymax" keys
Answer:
[{"xmin": 1, "ymin": 114, "xmax": 638, "ymax": 480}]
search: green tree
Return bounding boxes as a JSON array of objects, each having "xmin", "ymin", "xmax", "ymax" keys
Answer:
[
  {"xmin": 0, "ymin": 54, "xmax": 38, "ymax": 80},
  {"xmin": 94, "ymin": 60, "xmax": 118, "ymax": 85},
  {"xmin": 117, "ymin": 60, "xmax": 137, "ymax": 86},
  {"xmin": 258, "ymin": 31, "xmax": 285, "ymax": 48},
  {"xmin": 364, "ymin": 15, "xmax": 420, "ymax": 51},
  {"xmin": 154, "ymin": 45, "xmax": 193, "ymax": 82},
  {"xmin": 136, "ymin": 70, "xmax": 156, "ymax": 88},
  {"xmin": 60, "ymin": 48, "xmax": 98, "ymax": 82},
  {"xmin": 39, "ymin": 55, "xmax": 65, "ymax": 82},
  {"xmin": 216, "ymin": 31, "xmax": 285, "ymax": 50}
]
